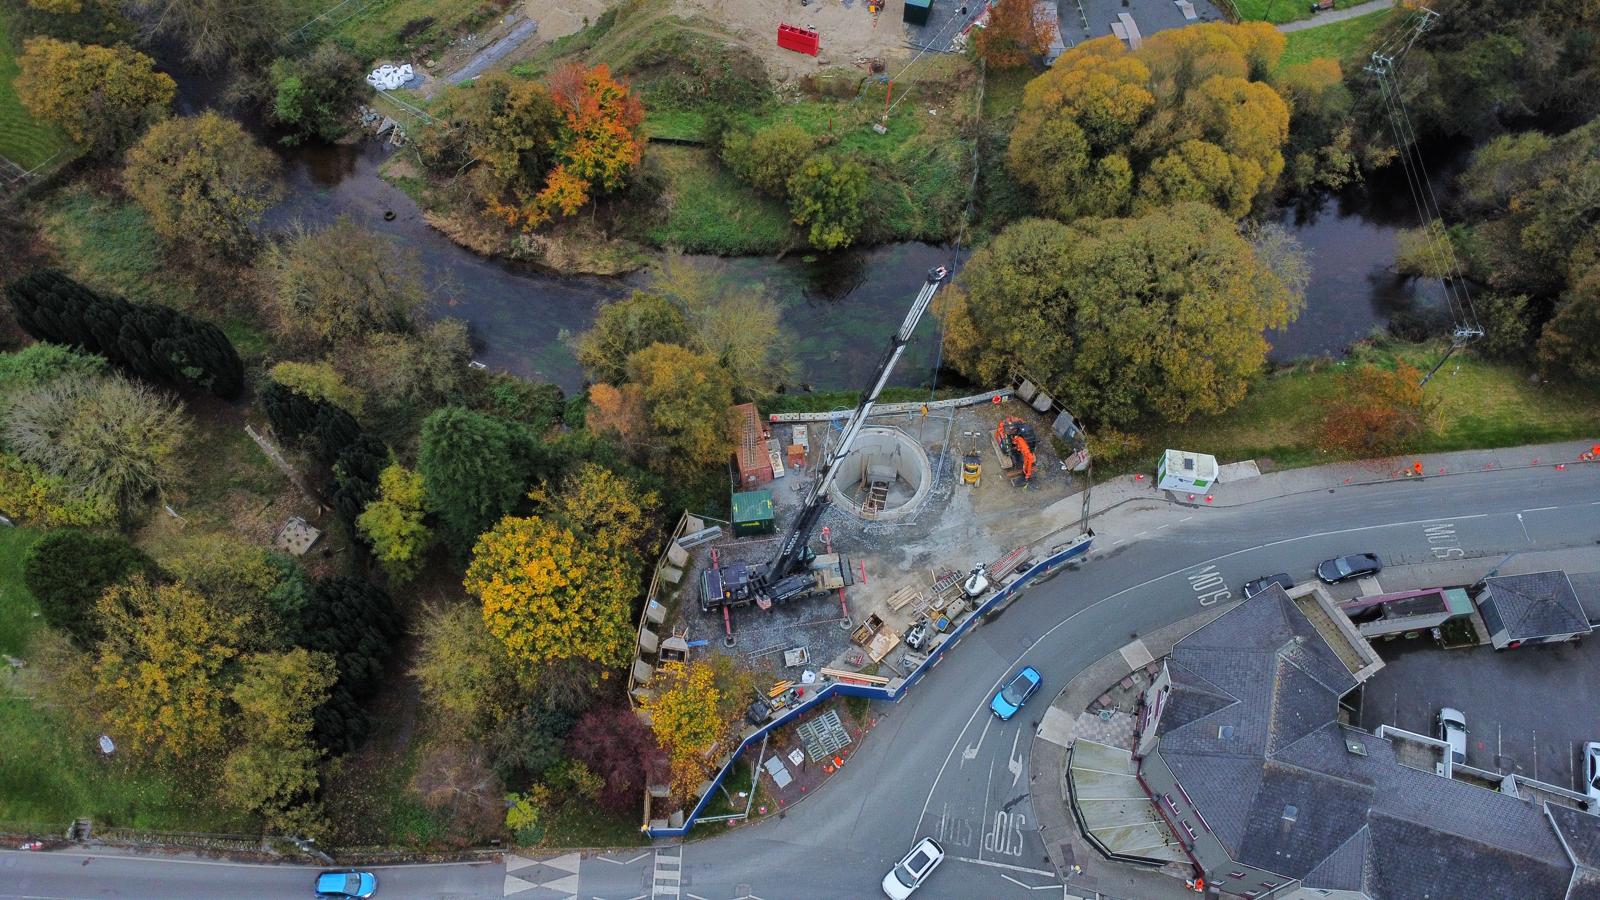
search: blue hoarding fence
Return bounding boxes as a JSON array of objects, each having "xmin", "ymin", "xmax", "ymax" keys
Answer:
[{"xmin": 645, "ymin": 530, "xmax": 1094, "ymax": 838}]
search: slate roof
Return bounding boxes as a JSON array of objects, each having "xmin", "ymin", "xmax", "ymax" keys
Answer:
[
  {"xmin": 1150, "ymin": 587, "xmax": 1600, "ymax": 898},
  {"xmin": 1477, "ymin": 570, "xmax": 1592, "ymax": 641}
]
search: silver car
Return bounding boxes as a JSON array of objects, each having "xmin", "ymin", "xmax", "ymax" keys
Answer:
[
  {"xmin": 1438, "ymin": 707, "xmax": 1467, "ymax": 764},
  {"xmin": 882, "ymin": 837, "xmax": 944, "ymax": 899}
]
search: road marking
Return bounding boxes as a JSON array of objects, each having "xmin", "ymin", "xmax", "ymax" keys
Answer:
[
  {"xmin": 1422, "ymin": 522, "xmax": 1464, "ymax": 559},
  {"xmin": 1185, "ymin": 564, "xmax": 1231, "ymax": 607},
  {"xmin": 1008, "ymin": 730, "xmax": 1024, "ymax": 787},
  {"xmin": 983, "ymin": 810, "xmax": 1027, "ymax": 857},
  {"xmin": 596, "ymin": 853, "xmax": 651, "ymax": 866},
  {"xmin": 1523, "ymin": 506, "xmax": 1559, "ymax": 512},
  {"xmin": 1517, "ymin": 512, "xmax": 1532, "ymax": 543},
  {"xmin": 954, "ymin": 856, "xmax": 1058, "ymax": 876},
  {"xmin": 1001, "ymin": 873, "xmax": 1059, "ymax": 890},
  {"xmin": 1113, "ymin": 539, "xmax": 1125, "ymax": 545},
  {"xmin": 962, "ymin": 712, "xmax": 995, "ymax": 764},
  {"xmin": 504, "ymin": 874, "xmax": 536, "ymax": 896},
  {"xmin": 914, "ymin": 505, "xmax": 1532, "ymax": 839},
  {"xmin": 1181, "ymin": 515, "xmax": 1193, "ymax": 522},
  {"xmin": 652, "ymin": 848, "xmax": 683, "ymax": 898},
  {"xmin": 1158, "ymin": 523, "xmax": 1170, "ymax": 529}
]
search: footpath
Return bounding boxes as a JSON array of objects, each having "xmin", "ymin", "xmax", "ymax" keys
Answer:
[
  {"xmin": 1278, "ymin": 0, "xmax": 1395, "ymax": 32},
  {"xmin": 1025, "ymin": 438, "xmax": 1600, "ymax": 899}
]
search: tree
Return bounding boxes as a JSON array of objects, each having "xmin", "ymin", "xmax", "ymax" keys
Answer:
[
  {"xmin": 941, "ymin": 206, "xmax": 1301, "ymax": 426},
  {"xmin": 93, "ymin": 576, "xmax": 246, "ymax": 761},
  {"xmin": 268, "ymin": 360, "xmax": 364, "ymax": 415},
  {"xmin": 973, "ymin": 0, "xmax": 1057, "ymax": 68},
  {"xmin": 222, "ymin": 649, "xmax": 335, "ymax": 832},
  {"xmin": 344, "ymin": 319, "xmax": 472, "ymax": 416},
  {"xmin": 357, "ymin": 463, "xmax": 432, "ymax": 583},
  {"xmin": 418, "ymin": 407, "xmax": 547, "ymax": 550},
  {"xmin": 268, "ymin": 45, "xmax": 366, "ymax": 144},
  {"xmin": 585, "ymin": 382, "xmax": 648, "ymax": 459},
  {"xmin": 573, "ymin": 291, "xmax": 688, "ymax": 385},
  {"xmin": 23, "ymin": 528, "xmax": 157, "ymax": 645},
  {"xmin": 412, "ymin": 601, "xmax": 520, "ymax": 732},
  {"xmin": 488, "ymin": 704, "xmax": 576, "ymax": 790},
  {"xmin": 1394, "ymin": 221, "xmax": 1459, "ymax": 281},
  {"xmin": 720, "ymin": 122, "xmax": 816, "ymax": 197},
  {"xmin": 545, "ymin": 462, "xmax": 657, "ymax": 560},
  {"xmin": 296, "ymin": 577, "xmax": 400, "ymax": 754},
  {"xmin": 1319, "ymin": 364, "xmax": 1432, "ymax": 457},
  {"xmin": 123, "ymin": 112, "xmax": 282, "ymax": 259},
  {"xmin": 130, "ymin": 0, "xmax": 292, "ymax": 66},
  {"xmin": 567, "ymin": 705, "xmax": 668, "ymax": 813},
  {"xmin": 14, "ymin": 38, "xmax": 173, "ymax": 154},
  {"xmin": 1007, "ymin": 25, "xmax": 1290, "ymax": 221},
  {"xmin": 650, "ymin": 255, "xmax": 793, "ymax": 400},
  {"xmin": 0, "ymin": 454, "xmax": 117, "ymax": 527},
  {"xmin": 263, "ymin": 216, "xmax": 431, "ymax": 348},
  {"xmin": 787, "ymin": 153, "xmax": 868, "ymax": 251},
  {"xmin": 159, "ymin": 533, "xmax": 309, "ymax": 649},
  {"xmin": 534, "ymin": 64, "xmax": 646, "ymax": 224},
  {"xmin": 4, "ymin": 375, "xmax": 189, "ymax": 515},
  {"xmin": 641, "ymin": 661, "xmax": 724, "ymax": 799},
  {"xmin": 465, "ymin": 514, "xmax": 636, "ymax": 672},
  {"xmin": 0, "ymin": 344, "xmax": 106, "ymax": 413},
  {"xmin": 1539, "ymin": 262, "xmax": 1600, "ymax": 381},
  {"xmin": 6, "ymin": 270, "xmax": 246, "ymax": 398},
  {"xmin": 624, "ymin": 343, "xmax": 734, "ymax": 473}
]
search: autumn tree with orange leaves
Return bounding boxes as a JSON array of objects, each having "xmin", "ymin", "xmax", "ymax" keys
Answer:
[{"xmin": 973, "ymin": 0, "xmax": 1056, "ymax": 69}]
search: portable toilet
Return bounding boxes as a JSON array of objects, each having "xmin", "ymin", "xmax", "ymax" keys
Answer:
[
  {"xmin": 1156, "ymin": 449, "xmax": 1218, "ymax": 492},
  {"xmin": 904, "ymin": 0, "xmax": 932, "ymax": 26},
  {"xmin": 731, "ymin": 490, "xmax": 776, "ymax": 537}
]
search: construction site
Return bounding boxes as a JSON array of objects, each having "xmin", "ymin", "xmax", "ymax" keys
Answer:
[{"xmin": 625, "ymin": 269, "xmax": 1098, "ymax": 828}]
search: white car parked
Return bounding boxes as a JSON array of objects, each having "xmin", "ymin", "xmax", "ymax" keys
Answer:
[
  {"xmin": 882, "ymin": 837, "xmax": 945, "ymax": 899},
  {"xmin": 1583, "ymin": 742, "xmax": 1600, "ymax": 806}
]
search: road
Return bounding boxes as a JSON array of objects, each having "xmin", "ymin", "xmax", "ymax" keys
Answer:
[{"xmin": 4, "ymin": 464, "xmax": 1598, "ymax": 899}]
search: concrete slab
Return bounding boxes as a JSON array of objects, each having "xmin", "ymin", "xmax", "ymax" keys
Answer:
[
  {"xmin": 1038, "ymin": 705, "xmax": 1075, "ymax": 747},
  {"xmin": 1215, "ymin": 459, "xmax": 1261, "ymax": 483},
  {"xmin": 1119, "ymin": 638, "xmax": 1154, "ymax": 671},
  {"xmin": 1357, "ymin": 575, "xmax": 1384, "ymax": 596}
]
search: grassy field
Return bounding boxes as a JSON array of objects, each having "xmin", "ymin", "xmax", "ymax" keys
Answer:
[
  {"xmin": 1234, "ymin": 0, "xmax": 1375, "ymax": 25},
  {"xmin": 0, "ymin": 8, "xmax": 69, "ymax": 171},
  {"xmin": 287, "ymin": 0, "xmax": 499, "ymax": 62},
  {"xmin": 37, "ymin": 188, "xmax": 200, "ymax": 311},
  {"xmin": 643, "ymin": 145, "xmax": 792, "ymax": 254},
  {"xmin": 1138, "ymin": 343, "xmax": 1600, "ymax": 472},
  {"xmin": 0, "ymin": 527, "xmax": 43, "ymax": 657},
  {"xmin": 1280, "ymin": 8, "xmax": 1396, "ymax": 67}
]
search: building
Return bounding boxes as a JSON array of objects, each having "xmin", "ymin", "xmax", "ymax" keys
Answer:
[
  {"xmin": 1474, "ymin": 570, "xmax": 1593, "ymax": 650},
  {"xmin": 731, "ymin": 402, "xmax": 773, "ymax": 487},
  {"xmin": 1338, "ymin": 587, "xmax": 1473, "ymax": 640},
  {"xmin": 730, "ymin": 490, "xmax": 775, "ymax": 537},
  {"xmin": 1069, "ymin": 585, "xmax": 1600, "ymax": 899}
]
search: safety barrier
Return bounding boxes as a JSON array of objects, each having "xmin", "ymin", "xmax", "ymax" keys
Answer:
[{"xmin": 645, "ymin": 531, "xmax": 1094, "ymax": 837}]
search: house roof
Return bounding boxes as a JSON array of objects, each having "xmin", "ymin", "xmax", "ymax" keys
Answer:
[
  {"xmin": 1477, "ymin": 570, "xmax": 1592, "ymax": 640},
  {"xmin": 1151, "ymin": 587, "xmax": 1600, "ymax": 898}
]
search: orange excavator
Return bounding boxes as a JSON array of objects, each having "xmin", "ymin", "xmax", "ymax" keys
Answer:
[{"xmin": 994, "ymin": 417, "xmax": 1037, "ymax": 483}]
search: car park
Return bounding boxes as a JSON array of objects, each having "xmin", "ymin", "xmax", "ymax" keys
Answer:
[
  {"xmin": 1438, "ymin": 708, "xmax": 1467, "ymax": 764},
  {"xmin": 990, "ymin": 666, "xmax": 1042, "ymax": 721},
  {"xmin": 316, "ymin": 871, "xmax": 377, "ymax": 899},
  {"xmin": 1243, "ymin": 574, "xmax": 1295, "ymax": 598},
  {"xmin": 1317, "ymin": 553, "xmax": 1382, "ymax": 584},
  {"xmin": 882, "ymin": 837, "xmax": 945, "ymax": 898}
]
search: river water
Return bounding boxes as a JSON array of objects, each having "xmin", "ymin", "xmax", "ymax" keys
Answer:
[{"xmin": 265, "ymin": 139, "xmax": 1442, "ymax": 394}]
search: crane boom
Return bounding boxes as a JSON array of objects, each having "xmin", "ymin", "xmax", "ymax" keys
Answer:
[{"xmin": 757, "ymin": 266, "xmax": 948, "ymax": 598}]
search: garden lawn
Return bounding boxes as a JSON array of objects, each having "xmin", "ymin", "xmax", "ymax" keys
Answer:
[
  {"xmin": 36, "ymin": 187, "xmax": 200, "ymax": 311},
  {"xmin": 0, "ymin": 9, "xmax": 69, "ymax": 170},
  {"xmin": 1136, "ymin": 344, "xmax": 1600, "ymax": 473},
  {"xmin": 642, "ymin": 145, "xmax": 792, "ymax": 254},
  {"xmin": 292, "ymin": 0, "xmax": 496, "ymax": 62},
  {"xmin": 1280, "ymin": 8, "xmax": 1396, "ymax": 67}
]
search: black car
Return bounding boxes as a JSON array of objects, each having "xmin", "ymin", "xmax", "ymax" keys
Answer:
[
  {"xmin": 1243, "ymin": 574, "xmax": 1295, "ymax": 598},
  {"xmin": 1317, "ymin": 553, "xmax": 1382, "ymax": 584}
]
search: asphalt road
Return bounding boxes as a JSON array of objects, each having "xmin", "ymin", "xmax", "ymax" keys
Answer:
[{"xmin": 4, "ymin": 464, "xmax": 1598, "ymax": 900}]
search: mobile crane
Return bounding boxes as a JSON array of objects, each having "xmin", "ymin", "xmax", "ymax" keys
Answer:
[{"xmin": 701, "ymin": 266, "xmax": 949, "ymax": 623}]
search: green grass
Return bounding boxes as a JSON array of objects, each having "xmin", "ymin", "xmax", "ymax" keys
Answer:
[
  {"xmin": 1136, "ymin": 343, "xmax": 1600, "ymax": 473},
  {"xmin": 644, "ymin": 107, "xmax": 708, "ymax": 142},
  {"xmin": 538, "ymin": 804, "xmax": 649, "ymax": 848},
  {"xmin": 1233, "ymin": 0, "xmax": 1374, "ymax": 25},
  {"xmin": 0, "ymin": 9, "xmax": 70, "ymax": 171},
  {"xmin": 642, "ymin": 145, "xmax": 792, "ymax": 254},
  {"xmin": 0, "ymin": 527, "xmax": 43, "ymax": 657},
  {"xmin": 1280, "ymin": 8, "xmax": 1396, "ymax": 67},
  {"xmin": 290, "ymin": 0, "xmax": 499, "ymax": 62},
  {"xmin": 37, "ymin": 187, "xmax": 199, "ymax": 311}
]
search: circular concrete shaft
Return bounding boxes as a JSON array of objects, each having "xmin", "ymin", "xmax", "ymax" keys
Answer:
[{"xmin": 827, "ymin": 426, "xmax": 932, "ymax": 521}]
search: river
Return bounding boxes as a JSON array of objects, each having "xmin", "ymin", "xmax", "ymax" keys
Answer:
[{"xmin": 265, "ymin": 138, "xmax": 1444, "ymax": 394}]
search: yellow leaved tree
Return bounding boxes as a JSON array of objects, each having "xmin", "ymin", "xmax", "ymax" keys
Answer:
[{"xmin": 642, "ymin": 661, "xmax": 725, "ymax": 798}]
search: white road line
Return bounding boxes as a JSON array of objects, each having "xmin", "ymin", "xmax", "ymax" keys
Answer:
[
  {"xmin": 962, "ymin": 712, "xmax": 995, "ymax": 764},
  {"xmin": 913, "ymin": 504, "xmax": 1551, "ymax": 838},
  {"xmin": 1113, "ymin": 538, "xmax": 1125, "ymax": 545},
  {"xmin": 1001, "ymin": 873, "xmax": 1058, "ymax": 891},
  {"xmin": 1157, "ymin": 523, "xmax": 1170, "ymax": 529},
  {"xmin": 596, "ymin": 853, "xmax": 651, "ymax": 866},
  {"xmin": 1182, "ymin": 515, "xmax": 1193, "ymax": 522},
  {"xmin": 1008, "ymin": 730, "xmax": 1024, "ymax": 787},
  {"xmin": 954, "ymin": 856, "xmax": 1058, "ymax": 877},
  {"xmin": 1523, "ymin": 506, "xmax": 1559, "ymax": 512}
]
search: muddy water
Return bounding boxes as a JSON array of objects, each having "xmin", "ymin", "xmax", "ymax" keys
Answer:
[{"xmin": 262, "ymin": 139, "xmax": 1439, "ymax": 393}]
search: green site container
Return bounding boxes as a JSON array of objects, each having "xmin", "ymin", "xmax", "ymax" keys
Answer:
[{"xmin": 731, "ymin": 490, "xmax": 776, "ymax": 537}]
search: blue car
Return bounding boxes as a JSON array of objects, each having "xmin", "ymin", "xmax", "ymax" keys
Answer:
[
  {"xmin": 316, "ymin": 871, "xmax": 377, "ymax": 898},
  {"xmin": 990, "ymin": 666, "xmax": 1042, "ymax": 720}
]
